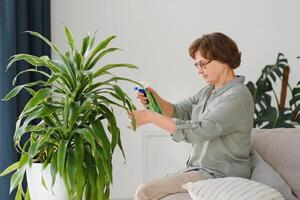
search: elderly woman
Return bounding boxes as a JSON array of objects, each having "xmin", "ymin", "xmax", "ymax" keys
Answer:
[{"xmin": 128, "ymin": 32, "xmax": 254, "ymax": 200}]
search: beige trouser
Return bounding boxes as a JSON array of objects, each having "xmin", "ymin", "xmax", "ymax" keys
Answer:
[{"xmin": 134, "ymin": 171, "xmax": 211, "ymax": 200}]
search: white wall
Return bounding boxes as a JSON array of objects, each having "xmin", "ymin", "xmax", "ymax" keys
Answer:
[{"xmin": 51, "ymin": 0, "xmax": 300, "ymax": 199}]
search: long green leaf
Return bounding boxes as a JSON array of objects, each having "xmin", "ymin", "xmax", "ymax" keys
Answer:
[
  {"xmin": 112, "ymin": 84, "xmax": 126, "ymax": 106},
  {"xmin": 64, "ymin": 26, "xmax": 76, "ymax": 51},
  {"xmin": 94, "ymin": 64, "xmax": 138, "ymax": 78},
  {"xmin": 87, "ymin": 48, "xmax": 121, "ymax": 70},
  {"xmin": 94, "ymin": 154, "xmax": 105, "ymax": 200},
  {"xmin": 50, "ymin": 152, "xmax": 58, "ymax": 187},
  {"xmin": 85, "ymin": 35, "xmax": 116, "ymax": 69},
  {"xmin": 18, "ymin": 154, "xmax": 29, "ymax": 169},
  {"xmin": 9, "ymin": 168, "xmax": 25, "ymax": 193},
  {"xmin": 25, "ymin": 31, "xmax": 61, "ymax": 55},
  {"xmin": 63, "ymin": 95, "xmax": 70, "ymax": 130},
  {"xmin": 1, "ymin": 81, "xmax": 45, "ymax": 101},
  {"xmin": 25, "ymin": 188, "xmax": 31, "ymax": 200},
  {"xmin": 75, "ymin": 128, "xmax": 96, "ymax": 152},
  {"xmin": 15, "ymin": 185, "xmax": 23, "ymax": 200},
  {"xmin": 86, "ymin": 155, "xmax": 97, "ymax": 200},
  {"xmin": 75, "ymin": 136, "xmax": 85, "ymax": 200},
  {"xmin": 14, "ymin": 104, "xmax": 58, "ymax": 144},
  {"xmin": 57, "ymin": 140, "xmax": 68, "ymax": 176},
  {"xmin": 21, "ymin": 88, "xmax": 51, "ymax": 116},
  {"xmin": 66, "ymin": 150, "xmax": 77, "ymax": 191},
  {"xmin": 88, "ymin": 76, "xmax": 141, "ymax": 93},
  {"xmin": 41, "ymin": 175, "xmax": 48, "ymax": 190},
  {"xmin": 68, "ymin": 101, "xmax": 80, "ymax": 130},
  {"xmin": 7, "ymin": 54, "xmax": 44, "ymax": 70},
  {"xmin": 90, "ymin": 119, "xmax": 110, "ymax": 158},
  {"xmin": 12, "ymin": 68, "xmax": 50, "ymax": 85},
  {"xmin": 0, "ymin": 162, "xmax": 19, "ymax": 177}
]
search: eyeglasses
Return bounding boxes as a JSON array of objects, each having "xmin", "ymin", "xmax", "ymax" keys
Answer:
[{"xmin": 194, "ymin": 60, "xmax": 212, "ymax": 70}]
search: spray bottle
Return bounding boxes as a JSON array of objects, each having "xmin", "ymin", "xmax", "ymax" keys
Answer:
[{"xmin": 134, "ymin": 82, "xmax": 163, "ymax": 114}]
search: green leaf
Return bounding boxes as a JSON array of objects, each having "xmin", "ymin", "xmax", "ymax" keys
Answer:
[
  {"xmin": 76, "ymin": 166, "xmax": 86, "ymax": 200},
  {"xmin": 68, "ymin": 101, "xmax": 80, "ymax": 129},
  {"xmin": 90, "ymin": 119, "xmax": 110, "ymax": 158},
  {"xmin": 0, "ymin": 162, "xmax": 19, "ymax": 177},
  {"xmin": 118, "ymin": 134, "xmax": 126, "ymax": 161},
  {"xmin": 18, "ymin": 154, "xmax": 29, "ymax": 169},
  {"xmin": 1, "ymin": 81, "xmax": 44, "ymax": 101},
  {"xmin": 21, "ymin": 88, "xmax": 51, "ymax": 116},
  {"xmin": 24, "ymin": 87, "xmax": 36, "ymax": 96},
  {"xmin": 50, "ymin": 152, "xmax": 58, "ymax": 187},
  {"xmin": 50, "ymin": 61, "xmax": 74, "ymax": 90},
  {"xmin": 82, "ymin": 70, "xmax": 94, "ymax": 87},
  {"xmin": 25, "ymin": 188, "xmax": 31, "ymax": 200},
  {"xmin": 64, "ymin": 26, "xmax": 76, "ymax": 51},
  {"xmin": 66, "ymin": 150, "xmax": 77, "ymax": 191},
  {"xmin": 88, "ymin": 76, "xmax": 141, "ymax": 93},
  {"xmin": 81, "ymin": 33, "xmax": 91, "ymax": 56},
  {"xmin": 41, "ymin": 175, "xmax": 48, "ymax": 190},
  {"xmin": 94, "ymin": 63, "xmax": 138, "ymax": 78},
  {"xmin": 74, "ymin": 135, "xmax": 85, "ymax": 199},
  {"xmin": 109, "ymin": 126, "xmax": 119, "ymax": 154},
  {"xmin": 63, "ymin": 95, "xmax": 70, "ymax": 130},
  {"xmin": 85, "ymin": 35, "xmax": 116, "ymax": 69},
  {"xmin": 7, "ymin": 54, "xmax": 44, "ymax": 70},
  {"xmin": 28, "ymin": 141, "xmax": 40, "ymax": 158},
  {"xmin": 9, "ymin": 168, "xmax": 25, "ymax": 193},
  {"xmin": 97, "ymin": 95, "xmax": 127, "ymax": 110},
  {"xmin": 74, "ymin": 134, "xmax": 84, "ymax": 164},
  {"xmin": 57, "ymin": 140, "xmax": 68, "ymax": 176},
  {"xmin": 12, "ymin": 69, "xmax": 50, "ymax": 85},
  {"xmin": 87, "ymin": 47, "xmax": 122, "ymax": 70},
  {"xmin": 86, "ymin": 156, "xmax": 97, "ymax": 200},
  {"xmin": 112, "ymin": 84, "xmax": 126, "ymax": 105},
  {"xmin": 47, "ymin": 73, "xmax": 59, "ymax": 84},
  {"xmin": 14, "ymin": 104, "xmax": 58, "ymax": 144},
  {"xmin": 25, "ymin": 31, "xmax": 61, "ymax": 55},
  {"xmin": 94, "ymin": 155, "xmax": 104, "ymax": 199},
  {"xmin": 76, "ymin": 128, "xmax": 96, "ymax": 153},
  {"xmin": 15, "ymin": 186, "xmax": 22, "ymax": 200},
  {"xmin": 42, "ymin": 150, "xmax": 53, "ymax": 170},
  {"xmin": 75, "ymin": 49, "xmax": 83, "ymax": 70}
]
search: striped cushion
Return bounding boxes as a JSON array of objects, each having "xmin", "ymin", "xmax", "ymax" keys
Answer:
[{"xmin": 182, "ymin": 177, "xmax": 284, "ymax": 200}]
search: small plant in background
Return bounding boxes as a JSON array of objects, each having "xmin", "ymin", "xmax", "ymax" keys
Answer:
[
  {"xmin": 0, "ymin": 26, "xmax": 140, "ymax": 200},
  {"xmin": 246, "ymin": 53, "xmax": 300, "ymax": 128}
]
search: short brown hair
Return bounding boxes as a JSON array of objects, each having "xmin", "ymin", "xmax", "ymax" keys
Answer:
[{"xmin": 188, "ymin": 32, "xmax": 241, "ymax": 69}]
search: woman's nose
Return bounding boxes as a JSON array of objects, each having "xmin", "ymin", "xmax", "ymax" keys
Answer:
[{"xmin": 198, "ymin": 68, "xmax": 204, "ymax": 74}]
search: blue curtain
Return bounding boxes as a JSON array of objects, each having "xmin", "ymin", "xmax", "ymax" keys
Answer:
[{"xmin": 0, "ymin": 0, "xmax": 51, "ymax": 199}]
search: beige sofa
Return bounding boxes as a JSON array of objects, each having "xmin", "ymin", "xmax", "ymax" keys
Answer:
[{"xmin": 162, "ymin": 128, "xmax": 300, "ymax": 200}]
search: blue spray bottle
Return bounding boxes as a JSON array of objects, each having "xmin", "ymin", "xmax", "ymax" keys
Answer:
[{"xmin": 134, "ymin": 82, "xmax": 163, "ymax": 114}]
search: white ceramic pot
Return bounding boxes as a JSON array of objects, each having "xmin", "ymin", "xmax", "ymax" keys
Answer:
[{"xmin": 26, "ymin": 163, "xmax": 68, "ymax": 200}]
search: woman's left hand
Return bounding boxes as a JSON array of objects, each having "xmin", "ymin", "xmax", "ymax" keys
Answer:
[{"xmin": 127, "ymin": 109, "xmax": 152, "ymax": 129}]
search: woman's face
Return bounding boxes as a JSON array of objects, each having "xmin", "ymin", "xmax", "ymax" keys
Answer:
[{"xmin": 194, "ymin": 51, "xmax": 227, "ymax": 85}]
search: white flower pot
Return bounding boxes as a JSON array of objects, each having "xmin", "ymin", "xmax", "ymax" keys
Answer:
[{"xmin": 26, "ymin": 163, "xmax": 68, "ymax": 200}]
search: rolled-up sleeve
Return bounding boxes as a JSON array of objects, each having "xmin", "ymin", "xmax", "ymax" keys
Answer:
[{"xmin": 171, "ymin": 95, "xmax": 250, "ymax": 143}]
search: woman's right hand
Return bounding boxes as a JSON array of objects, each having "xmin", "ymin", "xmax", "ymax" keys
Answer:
[{"xmin": 137, "ymin": 87, "xmax": 158, "ymax": 108}]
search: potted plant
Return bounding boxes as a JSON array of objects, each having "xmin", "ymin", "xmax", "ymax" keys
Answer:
[
  {"xmin": 246, "ymin": 53, "xmax": 300, "ymax": 128},
  {"xmin": 0, "ymin": 26, "xmax": 140, "ymax": 200}
]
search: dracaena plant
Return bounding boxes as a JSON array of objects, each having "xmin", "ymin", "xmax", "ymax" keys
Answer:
[
  {"xmin": 0, "ymin": 26, "xmax": 140, "ymax": 200},
  {"xmin": 246, "ymin": 53, "xmax": 300, "ymax": 128}
]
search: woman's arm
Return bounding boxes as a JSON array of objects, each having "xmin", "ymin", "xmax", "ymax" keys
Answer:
[{"xmin": 127, "ymin": 110, "xmax": 176, "ymax": 133}]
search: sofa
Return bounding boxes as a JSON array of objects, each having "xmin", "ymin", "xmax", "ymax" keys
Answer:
[{"xmin": 161, "ymin": 128, "xmax": 300, "ymax": 200}]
